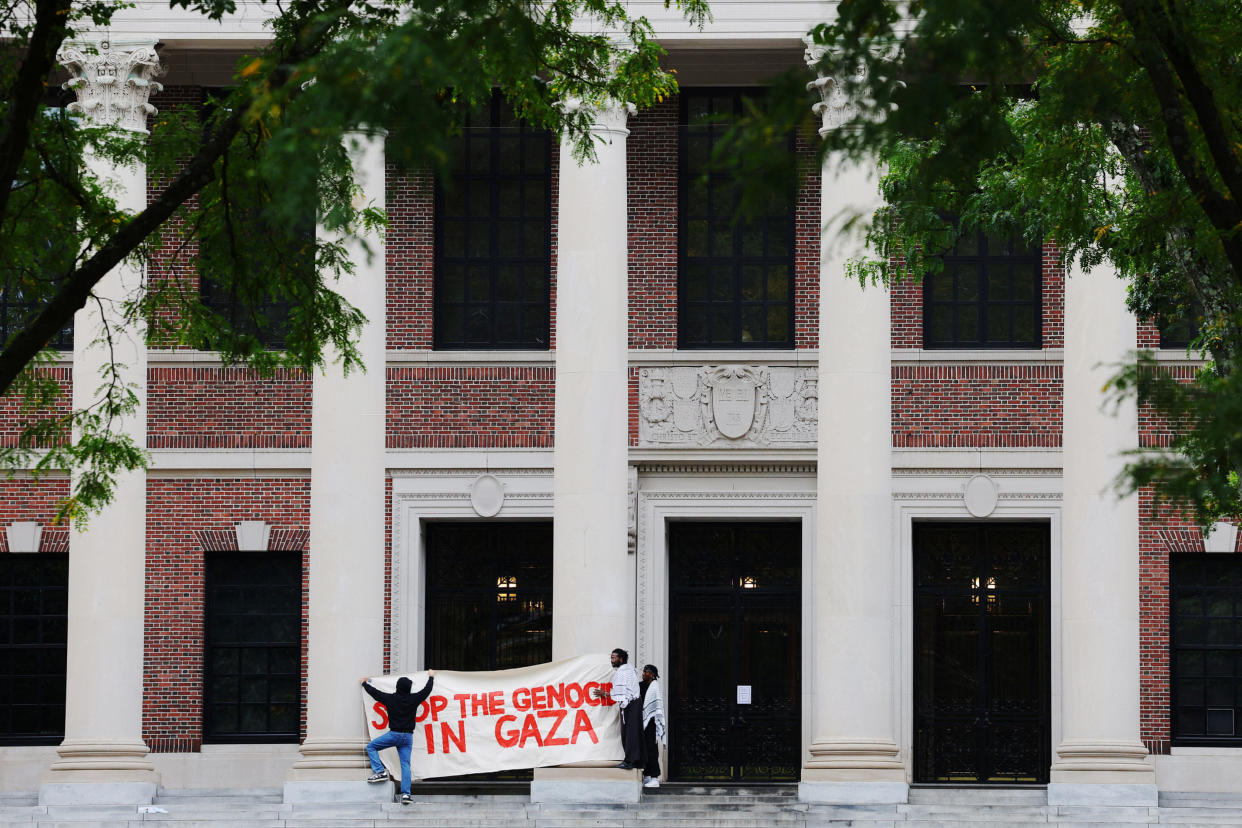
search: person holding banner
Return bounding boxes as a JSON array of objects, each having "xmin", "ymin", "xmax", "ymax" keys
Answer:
[
  {"xmin": 594, "ymin": 648, "xmax": 642, "ymax": 769},
  {"xmin": 360, "ymin": 670, "xmax": 436, "ymax": 804},
  {"xmin": 639, "ymin": 664, "xmax": 666, "ymax": 788}
]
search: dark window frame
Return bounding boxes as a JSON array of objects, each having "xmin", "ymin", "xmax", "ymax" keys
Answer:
[
  {"xmin": 1170, "ymin": 554, "xmax": 1242, "ymax": 747},
  {"xmin": 0, "ymin": 281, "xmax": 73, "ymax": 351},
  {"xmin": 433, "ymin": 95, "xmax": 553, "ymax": 350},
  {"xmin": 677, "ymin": 88, "xmax": 797, "ymax": 350},
  {"xmin": 203, "ymin": 549, "xmax": 302, "ymax": 744},
  {"xmin": 195, "ymin": 87, "xmax": 311, "ymax": 350},
  {"xmin": 424, "ymin": 521, "xmax": 552, "ymax": 672},
  {"xmin": 1, "ymin": 89, "xmax": 79, "ymax": 352},
  {"xmin": 923, "ymin": 228, "xmax": 1043, "ymax": 349},
  {"xmin": 1158, "ymin": 298, "xmax": 1202, "ymax": 350},
  {"xmin": 0, "ymin": 553, "xmax": 68, "ymax": 746}
]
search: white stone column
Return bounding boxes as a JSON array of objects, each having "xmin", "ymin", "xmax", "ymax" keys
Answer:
[
  {"xmin": 1049, "ymin": 257, "xmax": 1156, "ymax": 805},
  {"xmin": 41, "ymin": 38, "xmax": 162, "ymax": 807},
  {"xmin": 285, "ymin": 133, "xmax": 389, "ymax": 803},
  {"xmin": 531, "ymin": 100, "xmax": 637, "ymax": 804},
  {"xmin": 800, "ymin": 45, "xmax": 907, "ymax": 805}
]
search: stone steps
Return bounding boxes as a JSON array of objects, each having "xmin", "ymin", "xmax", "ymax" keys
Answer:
[
  {"xmin": 4, "ymin": 788, "xmax": 1242, "ymax": 827},
  {"xmin": 909, "ymin": 788, "xmax": 1048, "ymax": 806}
]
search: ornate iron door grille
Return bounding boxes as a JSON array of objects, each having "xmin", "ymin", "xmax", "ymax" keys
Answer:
[
  {"xmin": 424, "ymin": 522, "xmax": 552, "ymax": 781},
  {"xmin": 668, "ymin": 522, "xmax": 801, "ymax": 782},
  {"xmin": 913, "ymin": 522, "xmax": 1050, "ymax": 783}
]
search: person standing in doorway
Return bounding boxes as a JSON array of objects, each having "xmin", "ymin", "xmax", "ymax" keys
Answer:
[
  {"xmin": 594, "ymin": 648, "xmax": 642, "ymax": 768},
  {"xmin": 360, "ymin": 670, "xmax": 436, "ymax": 805},
  {"xmin": 639, "ymin": 664, "xmax": 666, "ymax": 788}
]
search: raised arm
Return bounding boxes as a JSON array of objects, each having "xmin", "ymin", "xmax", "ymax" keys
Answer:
[
  {"xmin": 410, "ymin": 673, "xmax": 436, "ymax": 707},
  {"xmin": 360, "ymin": 680, "xmax": 392, "ymax": 705}
]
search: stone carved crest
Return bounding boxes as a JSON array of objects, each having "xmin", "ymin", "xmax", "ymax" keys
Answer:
[
  {"xmin": 702, "ymin": 366, "xmax": 767, "ymax": 440},
  {"xmin": 639, "ymin": 366, "xmax": 817, "ymax": 448}
]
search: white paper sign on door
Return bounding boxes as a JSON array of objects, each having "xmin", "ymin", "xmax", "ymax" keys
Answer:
[{"xmin": 736, "ymin": 685, "xmax": 752, "ymax": 705}]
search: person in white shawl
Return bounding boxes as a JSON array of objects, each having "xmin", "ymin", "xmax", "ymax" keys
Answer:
[{"xmin": 639, "ymin": 664, "xmax": 667, "ymax": 788}]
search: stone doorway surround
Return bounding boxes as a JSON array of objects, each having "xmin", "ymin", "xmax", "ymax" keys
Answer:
[
  {"xmin": 634, "ymin": 464, "xmax": 817, "ymax": 770},
  {"xmin": 892, "ymin": 447, "xmax": 1063, "ymax": 781},
  {"xmin": 388, "ymin": 451, "xmax": 556, "ymax": 675}
]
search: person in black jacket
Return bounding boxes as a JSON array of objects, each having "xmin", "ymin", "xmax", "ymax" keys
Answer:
[{"xmin": 360, "ymin": 670, "xmax": 436, "ymax": 804}]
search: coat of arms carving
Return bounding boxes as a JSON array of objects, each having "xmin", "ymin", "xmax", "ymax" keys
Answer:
[{"xmin": 638, "ymin": 365, "xmax": 817, "ymax": 448}]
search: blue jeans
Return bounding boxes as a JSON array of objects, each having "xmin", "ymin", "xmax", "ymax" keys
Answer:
[{"xmin": 366, "ymin": 730, "xmax": 413, "ymax": 794}]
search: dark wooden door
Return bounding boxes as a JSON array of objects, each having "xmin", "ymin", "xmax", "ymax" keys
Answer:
[
  {"xmin": 669, "ymin": 522, "xmax": 801, "ymax": 781},
  {"xmin": 424, "ymin": 522, "xmax": 551, "ymax": 780},
  {"xmin": 913, "ymin": 522, "xmax": 1050, "ymax": 783}
]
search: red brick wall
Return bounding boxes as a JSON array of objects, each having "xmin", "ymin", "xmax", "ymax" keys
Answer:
[
  {"xmin": 0, "ymin": 366, "xmax": 70, "ymax": 448},
  {"xmin": 147, "ymin": 366, "xmax": 311, "ymax": 449},
  {"xmin": 386, "ymin": 166, "xmax": 435, "ymax": 349},
  {"xmin": 1134, "ymin": 364, "xmax": 1203, "ymax": 752},
  {"xmin": 891, "ymin": 364, "xmax": 1062, "ymax": 447},
  {"xmin": 0, "ymin": 480, "xmax": 71, "ymax": 552},
  {"xmin": 891, "ymin": 243, "xmax": 1066, "ymax": 349},
  {"xmin": 147, "ymin": 86, "xmax": 203, "ymax": 346},
  {"xmin": 1039, "ymin": 240, "xmax": 1065, "ymax": 349},
  {"xmin": 143, "ymin": 477, "xmax": 310, "ymax": 752},
  {"xmin": 794, "ymin": 130, "xmax": 820, "ymax": 349},
  {"xmin": 891, "ymin": 267, "xmax": 921, "ymax": 349},
  {"xmin": 387, "ymin": 365, "xmax": 554, "ymax": 448},
  {"xmin": 1138, "ymin": 486, "xmax": 1185, "ymax": 753},
  {"xmin": 1138, "ymin": 363, "xmax": 1198, "ymax": 450},
  {"xmin": 628, "ymin": 99, "xmax": 678, "ymax": 349},
  {"xmin": 1137, "ymin": 320, "xmax": 1161, "ymax": 349}
]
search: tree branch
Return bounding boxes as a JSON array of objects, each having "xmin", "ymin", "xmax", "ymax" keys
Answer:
[
  {"xmin": 0, "ymin": 6, "xmax": 350, "ymax": 396},
  {"xmin": 0, "ymin": 0, "xmax": 73, "ymax": 226},
  {"xmin": 1115, "ymin": 0, "xmax": 1242, "ymax": 282},
  {"xmin": 1146, "ymin": 0, "xmax": 1242, "ymax": 208}
]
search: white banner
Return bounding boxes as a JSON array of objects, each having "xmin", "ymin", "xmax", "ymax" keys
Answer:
[{"xmin": 361, "ymin": 654, "xmax": 624, "ymax": 778}]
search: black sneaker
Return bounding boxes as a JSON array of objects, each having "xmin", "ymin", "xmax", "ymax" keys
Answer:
[
  {"xmin": 365, "ymin": 771, "xmax": 389, "ymax": 783},
  {"xmin": 616, "ymin": 761, "xmax": 634, "ymax": 770},
  {"xmin": 401, "ymin": 794, "xmax": 412, "ymax": 806}
]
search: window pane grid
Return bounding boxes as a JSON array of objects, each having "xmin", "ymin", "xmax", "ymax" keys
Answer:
[
  {"xmin": 1, "ymin": 280, "xmax": 73, "ymax": 351},
  {"xmin": 1159, "ymin": 298, "xmax": 1202, "ymax": 349},
  {"xmin": 0, "ymin": 554, "xmax": 68, "ymax": 745},
  {"xmin": 435, "ymin": 96, "xmax": 551, "ymax": 349},
  {"xmin": 204, "ymin": 552, "xmax": 301, "ymax": 742},
  {"xmin": 924, "ymin": 230, "xmax": 1041, "ymax": 349},
  {"xmin": 679, "ymin": 90, "xmax": 795, "ymax": 348},
  {"xmin": 425, "ymin": 523, "xmax": 551, "ymax": 673},
  {"xmin": 1171, "ymin": 556, "xmax": 1242, "ymax": 745}
]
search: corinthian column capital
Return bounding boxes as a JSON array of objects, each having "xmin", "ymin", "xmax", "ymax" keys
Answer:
[
  {"xmin": 804, "ymin": 39, "xmax": 867, "ymax": 137},
  {"xmin": 563, "ymin": 97, "xmax": 636, "ymax": 140},
  {"xmin": 58, "ymin": 38, "xmax": 164, "ymax": 133}
]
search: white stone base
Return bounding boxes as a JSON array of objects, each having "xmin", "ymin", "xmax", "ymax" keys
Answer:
[
  {"xmin": 39, "ymin": 781, "xmax": 157, "ymax": 806},
  {"xmin": 530, "ymin": 776, "xmax": 641, "ymax": 803},
  {"xmin": 1156, "ymin": 750, "xmax": 1242, "ymax": 793},
  {"xmin": 798, "ymin": 780, "xmax": 909, "ymax": 804},
  {"xmin": 152, "ymin": 743, "xmax": 299, "ymax": 789},
  {"xmin": 1046, "ymin": 782, "xmax": 1158, "ymax": 807},
  {"xmin": 282, "ymin": 780, "xmax": 395, "ymax": 803}
]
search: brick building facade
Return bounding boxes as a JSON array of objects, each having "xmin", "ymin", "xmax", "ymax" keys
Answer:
[{"xmin": 0, "ymin": 1, "xmax": 1236, "ymax": 808}]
